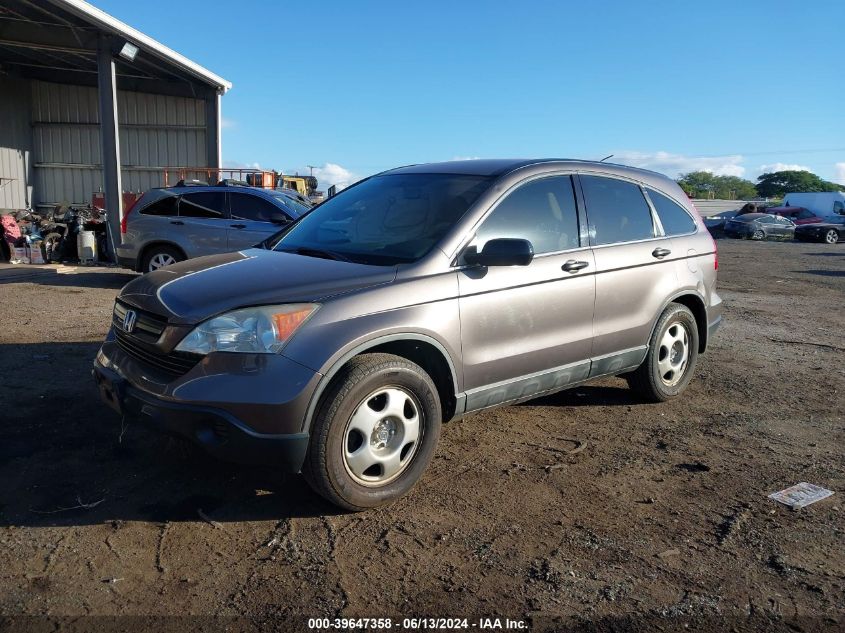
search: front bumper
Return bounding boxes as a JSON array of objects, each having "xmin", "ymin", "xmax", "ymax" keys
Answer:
[{"xmin": 93, "ymin": 331, "xmax": 322, "ymax": 470}]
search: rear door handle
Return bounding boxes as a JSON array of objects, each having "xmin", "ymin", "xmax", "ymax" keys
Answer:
[
  {"xmin": 230, "ymin": 224, "xmax": 246, "ymax": 229},
  {"xmin": 562, "ymin": 259, "xmax": 589, "ymax": 273},
  {"xmin": 652, "ymin": 248, "xmax": 671, "ymax": 259},
  {"xmin": 170, "ymin": 220, "xmax": 184, "ymax": 226}
]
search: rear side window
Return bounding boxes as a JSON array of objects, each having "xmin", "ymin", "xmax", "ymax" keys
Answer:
[
  {"xmin": 580, "ymin": 175, "xmax": 654, "ymax": 245},
  {"xmin": 475, "ymin": 175, "xmax": 580, "ymax": 254},
  {"xmin": 230, "ymin": 193, "xmax": 286, "ymax": 222},
  {"xmin": 139, "ymin": 194, "xmax": 178, "ymax": 217},
  {"xmin": 647, "ymin": 189, "xmax": 697, "ymax": 236},
  {"xmin": 179, "ymin": 192, "xmax": 227, "ymax": 218}
]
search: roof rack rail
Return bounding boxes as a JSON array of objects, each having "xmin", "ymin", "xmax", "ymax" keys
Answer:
[
  {"xmin": 216, "ymin": 178, "xmax": 250, "ymax": 187},
  {"xmin": 175, "ymin": 179, "xmax": 209, "ymax": 187}
]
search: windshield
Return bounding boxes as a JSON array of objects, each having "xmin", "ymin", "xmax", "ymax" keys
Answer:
[{"xmin": 267, "ymin": 173, "xmax": 494, "ymax": 265}]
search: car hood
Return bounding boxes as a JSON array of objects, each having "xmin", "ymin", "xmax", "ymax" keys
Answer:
[
  {"xmin": 118, "ymin": 248, "xmax": 396, "ymax": 323},
  {"xmin": 796, "ymin": 222, "xmax": 838, "ymax": 229}
]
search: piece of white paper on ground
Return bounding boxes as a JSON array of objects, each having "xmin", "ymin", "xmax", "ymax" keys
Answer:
[{"xmin": 768, "ymin": 482, "xmax": 834, "ymax": 509}]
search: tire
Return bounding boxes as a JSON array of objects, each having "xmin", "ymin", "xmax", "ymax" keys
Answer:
[
  {"xmin": 303, "ymin": 353, "xmax": 442, "ymax": 511},
  {"xmin": 825, "ymin": 229, "xmax": 839, "ymax": 244},
  {"xmin": 751, "ymin": 229, "xmax": 765, "ymax": 241},
  {"xmin": 627, "ymin": 303, "xmax": 699, "ymax": 403},
  {"xmin": 141, "ymin": 245, "xmax": 184, "ymax": 273}
]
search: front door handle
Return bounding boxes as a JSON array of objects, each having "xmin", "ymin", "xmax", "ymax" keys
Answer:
[
  {"xmin": 562, "ymin": 259, "xmax": 589, "ymax": 273},
  {"xmin": 230, "ymin": 224, "xmax": 246, "ymax": 229},
  {"xmin": 170, "ymin": 220, "xmax": 184, "ymax": 226},
  {"xmin": 652, "ymin": 248, "xmax": 671, "ymax": 259}
]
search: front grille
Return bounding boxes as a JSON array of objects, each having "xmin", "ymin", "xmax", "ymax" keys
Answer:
[
  {"xmin": 113, "ymin": 300, "xmax": 167, "ymax": 344},
  {"xmin": 112, "ymin": 300, "xmax": 201, "ymax": 377}
]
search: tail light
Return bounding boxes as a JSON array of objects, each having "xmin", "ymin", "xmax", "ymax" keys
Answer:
[{"xmin": 121, "ymin": 198, "xmax": 138, "ymax": 234}]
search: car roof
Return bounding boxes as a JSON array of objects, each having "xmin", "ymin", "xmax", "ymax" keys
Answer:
[{"xmin": 383, "ymin": 158, "xmax": 672, "ymax": 183}]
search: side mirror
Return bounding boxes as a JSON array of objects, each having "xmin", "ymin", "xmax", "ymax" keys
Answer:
[
  {"xmin": 464, "ymin": 238, "xmax": 534, "ymax": 267},
  {"xmin": 269, "ymin": 212, "xmax": 290, "ymax": 225}
]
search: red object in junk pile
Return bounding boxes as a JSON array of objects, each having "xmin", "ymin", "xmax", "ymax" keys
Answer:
[{"xmin": 1, "ymin": 213, "xmax": 22, "ymax": 247}]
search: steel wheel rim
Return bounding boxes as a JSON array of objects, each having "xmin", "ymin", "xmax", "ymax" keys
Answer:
[
  {"xmin": 826, "ymin": 230, "xmax": 838, "ymax": 244},
  {"xmin": 342, "ymin": 386, "xmax": 423, "ymax": 487},
  {"xmin": 657, "ymin": 321, "xmax": 690, "ymax": 387},
  {"xmin": 149, "ymin": 253, "xmax": 176, "ymax": 271}
]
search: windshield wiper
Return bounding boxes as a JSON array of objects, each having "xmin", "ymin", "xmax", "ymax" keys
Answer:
[{"xmin": 279, "ymin": 247, "xmax": 353, "ymax": 262}]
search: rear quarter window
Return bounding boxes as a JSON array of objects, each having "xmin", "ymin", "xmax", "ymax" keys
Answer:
[
  {"xmin": 647, "ymin": 189, "xmax": 697, "ymax": 236},
  {"xmin": 139, "ymin": 194, "xmax": 178, "ymax": 217}
]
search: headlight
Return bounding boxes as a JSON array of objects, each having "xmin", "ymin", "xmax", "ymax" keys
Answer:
[{"xmin": 175, "ymin": 304, "xmax": 318, "ymax": 355}]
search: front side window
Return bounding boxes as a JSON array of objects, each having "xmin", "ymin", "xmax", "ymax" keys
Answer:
[
  {"xmin": 268, "ymin": 173, "xmax": 493, "ymax": 265},
  {"xmin": 230, "ymin": 193, "xmax": 287, "ymax": 222},
  {"xmin": 473, "ymin": 175, "xmax": 579, "ymax": 255},
  {"xmin": 581, "ymin": 175, "xmax": 655, "ymax": 245},
  {"xmin": 179, "ymin": 192, "xmax": 227, "ymax": 218},
  {"xmin": 647, "ymin": 188, "xmax": 696, "ymax": 236}
]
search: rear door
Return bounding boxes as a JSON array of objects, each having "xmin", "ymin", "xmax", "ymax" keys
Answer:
[
  {"xmin": 176, "ymin": 191, "xmax": 229, "ymax": 256},
  {"xmin": 579, "ymin": 174, "xmax": 677, "ymax": 375},
  {"xmin": 458, "ymin": 174, "xmax": 595, "ymax": 408},
  {"xmin": 228, "ymin": 192, "xmax": 289, "ymax": 250}
]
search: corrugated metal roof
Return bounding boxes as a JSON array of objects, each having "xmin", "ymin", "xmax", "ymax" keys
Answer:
[{"xmin": 45, "ymin": 0, "xmax": 232, "ymax": 93}]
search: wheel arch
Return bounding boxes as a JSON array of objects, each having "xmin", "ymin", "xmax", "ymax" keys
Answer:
[
  {"xmin": 652, "ymin": 291, "xmax": 709, "ymax": 354},
  {"xmin": 302, "ymin": 333, "xmax": 460, "ymax": 434},
  {"xmin": 138, "ymin": 241, "xmax": 187, "ymax": 272}
]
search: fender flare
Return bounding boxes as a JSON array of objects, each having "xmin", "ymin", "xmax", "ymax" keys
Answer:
[
  {"xmin": 300, "ymin": 333, "xmax": 460, "ymax": 433},
  {"xmin": 648, "ymin": 290, "xmax": 709, "ymax": 353}
]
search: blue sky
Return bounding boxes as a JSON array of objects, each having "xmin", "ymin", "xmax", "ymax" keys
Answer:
[{"xmin": 96, "ymin": 0, "xmax": 845, "ymax": 190}]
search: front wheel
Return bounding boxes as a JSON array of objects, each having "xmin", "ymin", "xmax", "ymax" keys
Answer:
[
  {"xmin": 825, "ymin": 229, "xmax": 839, "ymax": 244},
  {"xmin": 303, "ymin": 353, "xmax": 442, "ymax": 511},
  {"xmin": 627, "ymin": 303, "xmax": 699, "ymax": 403},
  {"xmin": 751, "ymin": 229, "xmax": 765, "ymax": 240}
]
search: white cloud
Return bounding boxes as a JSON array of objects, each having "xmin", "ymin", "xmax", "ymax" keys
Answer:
[
  {"xmin": 222, "ymin": 160, "xmax": 261, "ymax": 170},
  {"xmin": 833, "ymin": 162, "xmax": 845, "ymax": 185},
  {"xmin": 220, "ymin": 117, "xmax": 237, "ymax": 129},
  {"xmin": 611, "ymin": 151, "xmax": 746, "ymax": 178},
  {"xmin": 451, "ymin": 155, "xmax": 481, "ymax": 161},
  {"xmin": 304, "ymin": 163, "xmax": 358, "ymax": 190},
  {"xmin": 757, "ymin": 163, "xmax": 811, "ymax": 175}
]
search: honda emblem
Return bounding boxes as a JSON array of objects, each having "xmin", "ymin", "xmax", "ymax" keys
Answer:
[{"xmin": 123, "ymin": 310, "xmax": 137, "ymax": 334}]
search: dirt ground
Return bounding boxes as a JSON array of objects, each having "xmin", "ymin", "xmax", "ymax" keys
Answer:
[{"xmin": 0, "ymin": 240, "xmax": 842, "ymax": 632}]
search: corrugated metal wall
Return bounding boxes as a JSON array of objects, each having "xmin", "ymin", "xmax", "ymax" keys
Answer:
[
  {"xmin": 0, "ymin": 77, "xmax": 33, "ymax": 211},
  {"xmin": 31, "ymin": 80, "xmax": 209, "ymax": 206}
]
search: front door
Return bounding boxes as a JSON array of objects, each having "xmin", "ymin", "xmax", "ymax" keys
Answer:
[
  {"xmin": 228, "ymin": 192, "xmax": 287, "ymax": 250},
  {"xmin": 458, "ymin": 174, "xmax": 595, "ymax": 410}
]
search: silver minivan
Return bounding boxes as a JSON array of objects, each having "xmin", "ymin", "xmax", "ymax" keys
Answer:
[
  {"xmin": 96, "ymin": 159, "xmax": 723, "ymax": 510},
  {"xmin": 116, "ymin": 183, "xmax": 309, "ymax": 272}
]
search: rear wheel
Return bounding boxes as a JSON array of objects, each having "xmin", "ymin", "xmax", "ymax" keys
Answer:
[
  {"xmin": 303, "ymin": 353, "xmax": 442, "ymax": 511},
  {"xmin": 751, "ymin": 229, "xmax": 765, "ymax": 240},
  {"xmin": 825, "ymin": 229, "xmax": 839, "ymax": 244},
  {"xmin": 141, "ymin": 245, "xmax": 183, "ymax": 272},
  {"xmin": 627, "ymin": 303, "xmax": 699, "ymax": 403}
]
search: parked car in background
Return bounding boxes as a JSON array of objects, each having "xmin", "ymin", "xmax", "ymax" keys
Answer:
[
  {"xmin": 703, "ymin": 209, "xmax": 740, "ymax": 236},
  {"xmin": 724, "ymin": 212, "xmax": 796, "ymax": 240},
  {"xmin": 782, "ymin": 192, "xmax": 845, "ymax": 217},
  {"xmin": 116, "ymin": 182, "xmax": 307, "ymax": 272},
  {"xmin": 94, "ymin": 159, "xmax": 722, "ymax": 510},
  {"xmin": 793, "ymin": 215, "xmax": 845, "ymax": 244},
  {"xmin": 767, "ymin": 206, "xmax": 824, "ymax": 225},
  {"xmin": 276, "ymin": 187, "xmax": 313, "ymax": 210}
]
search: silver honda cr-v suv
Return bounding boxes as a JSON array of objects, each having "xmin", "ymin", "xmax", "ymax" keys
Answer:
[{"xmin": 94, "ymin": 159, "xmax": 722, "ymax": 510}]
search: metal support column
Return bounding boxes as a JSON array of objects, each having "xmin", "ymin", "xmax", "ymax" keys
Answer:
[
  {"xmin": 205, "ymin": 90, "xmax": 222, "ymax": 178},
  {"xmin": 97, "ymin": 35, "xmax": 123, "ymax": 254}
]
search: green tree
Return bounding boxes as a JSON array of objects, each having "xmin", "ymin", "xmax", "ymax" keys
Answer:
[
  {"xmin": 755, "ymin": 170, "xmax": 845, "ymax": 198},
  {"xmin": 677, "ymin": 171, "xmax": 758, "ymax": 199}
]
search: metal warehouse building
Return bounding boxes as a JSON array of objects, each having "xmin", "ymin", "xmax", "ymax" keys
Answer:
[{"xmin": 0, "ymin": 0, "xmax": 230, "ymax": 245}]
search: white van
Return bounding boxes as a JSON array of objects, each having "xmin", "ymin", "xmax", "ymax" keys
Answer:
[{"xmin": 782, "ymin": 192, "xmax": 845, "ymax": 216}]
